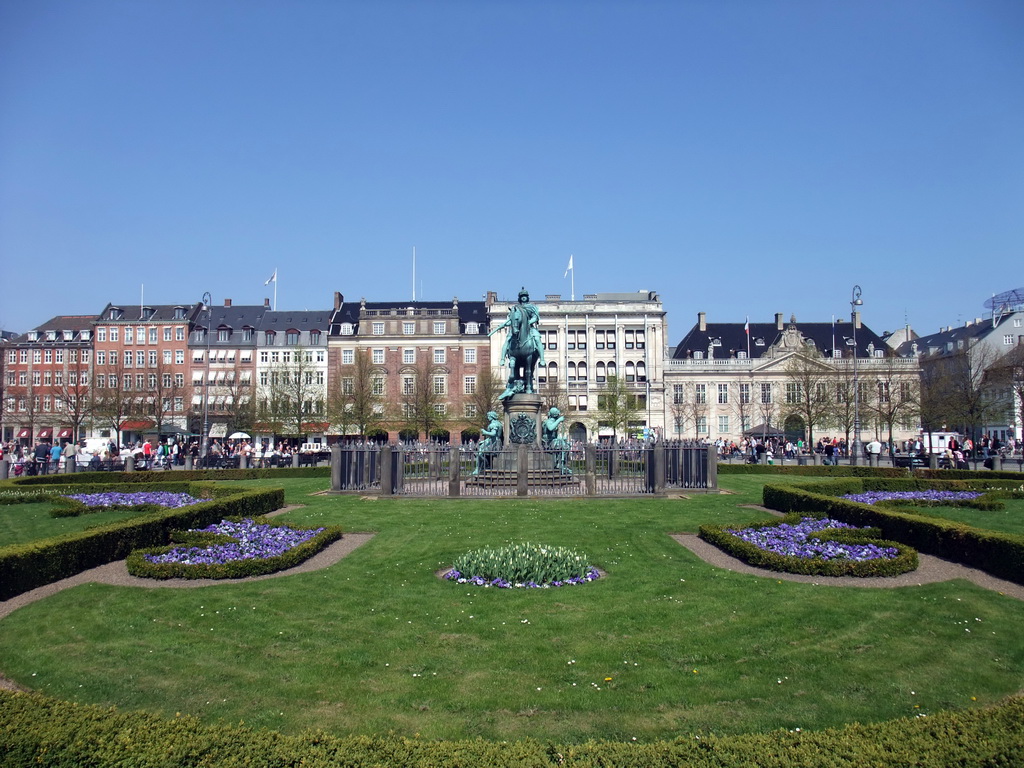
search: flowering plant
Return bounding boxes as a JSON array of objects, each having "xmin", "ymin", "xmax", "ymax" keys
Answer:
[
  {"xmin": 51, "ymin": 490, "xmax": 205, "ymax": 518},
  {"xmin": 446, "ymin": 542, "xmax": 600, "ymax": 588},
  {"xmin": 126, "ymin": 517, "xmax": 343, "ymax": 580},
  {"xmin": 842, "ymin": 490, "xmax": 983, "ymax": 506}
]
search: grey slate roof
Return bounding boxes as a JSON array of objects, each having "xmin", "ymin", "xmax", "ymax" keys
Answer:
[{"xmin": 672, "ymin": 316, "xmax": 892, "ymax": 359}]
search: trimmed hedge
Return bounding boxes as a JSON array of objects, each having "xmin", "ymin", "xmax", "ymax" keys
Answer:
[
  {"xmin": 719, "ymin": 464, "xmax": 907, "ymax": 478},
  {"xmin": 699, "ymin": 516, "xmax": 919, "ymax": 577},
  {"xmin": 0, "ymin": 485, "xmax": 284, "ymax": 600},
  {"xmin": 125, "ymin": 517, "xmax": 344, "ymax": 580},
  {"xmin": 2, "ymin": 690, "xmax": 1022, "ymax": 767},
  {"xmin": 762, "ymin": 480, "xmax": 1024, "ymax": 585},
  {"xmin": 6, "ymin": 466, "xmax": 330, "ymax": 487}
]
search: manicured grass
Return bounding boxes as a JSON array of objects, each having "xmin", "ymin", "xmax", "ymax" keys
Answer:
[
  {"xmin": 0, "ymin": 475, "xmax": 1022, "ymax": 744},
  {"xmin": 891, "ymin": 498, "xmax": 1024, "ymax": 537},
  {"xmin": 0, "ymin": 500, "xmax": 156, "ymax": 548}
]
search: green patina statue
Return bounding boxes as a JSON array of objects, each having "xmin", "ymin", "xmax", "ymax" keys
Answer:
[
  {"xmin": 472, "ymin": 411, "xmax": 503, "ymax": 476},
  {"xmin": 542, "ymin": 406, "xmax": 572, "ymax": 474},
  {"xmin": 489, "ymin": 287, "xmax": 544, "ymax": 399}
]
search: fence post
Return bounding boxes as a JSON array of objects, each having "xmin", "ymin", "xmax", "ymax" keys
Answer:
[
  {"xmin": 292, "ymin": 453, "xmax": 300, "ymax": 468},
  {"xmin": 331, "ymin": 445, "xmax": 342, "ymax": 491},
  {"xmin": 381, "ymin": 445, "xmax": 394, "ymax": 496},
  {"xmin": 125, "ymin": 456, "xmax": 135, "ymax": 472},
  {"xmin": 706, "ymin": 445, "xmax": 718, "ymax": 490},
  {"xmin": 0, "ymin": 459, "xmax": 7, "ymax": 480},
  {"xmin": 929, "ymin": 453, "xmax": 938, "ymax": 470},
  {"xmin": 448, "ymin": 446, "xmax": 461, "ymax": 497},
  {"xmin": 585, "ymin": 444, "xmax": 597, "ymax": 495},
  {"xmin": 517, "ymin": 444, "xmax": 529, "ymax": 497},
  {"xmin": 991, "ymin": 455, "xmax": 1002, "ymax": 472},
  {"xmin": 653, "ymin": 442, "xmax": 666, "ymax": 494},
  {"xmin": 430, "ymin": 447, "xmax": 442, "ymax": 480}
]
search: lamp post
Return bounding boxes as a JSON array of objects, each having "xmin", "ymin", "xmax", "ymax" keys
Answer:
[
  {"xmin": 201, "ymin": 292, "xmax": 212, "ymax": 460},
  {"xmin": 850, "ymin": 285, "xmax": 863, "ymax": 465}
]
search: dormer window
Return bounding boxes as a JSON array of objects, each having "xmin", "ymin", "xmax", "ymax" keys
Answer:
[
  {"xmin": 173, "ymin": 306, "xmax": 187, "ymax": 319},
  {"xmin": 108, "ymin": 307, "xmax": 123, "ymax": 320},
  {"xmin": 339, "ymin": 323, "xmax": 354, "ymax": 336},
  {"xmin": 693, "ymin": 350, "xmax": 704, "ymax": 359},
  {"xmin": 242, "ymin": 327, "xmax": 254, "ymax": 342},
  {"xmin": 218, "ymin": 327, "xmax": 231, "ymax": 342},
  {"xmin": 46, "ymin": 331, "xmax": 57, "ymax": 341},
  {"xmin": 81, "ymin": 330, "xmax": 91, "ymax": 341},
  {"xmin": 711, "ymin": 338, "xmax": 722, "ymax": 347},
  {"xmin": 465, "ymin": 322, "xmax": 479, "ymax": 334},
  {"xmin": 309, "ymin": 330, "xmax": 321, "ymax": 345},
  {"xmin": 754, "ymin": 338, "xmax": 765, "ymax": 347},
  {"xmin": 265, "ymin": 330, "xmax": 276, "ymax": 344},
  {"xmin": 28, "ymin": 331, "xmax": 38, "ymax": 341},
  {"xmin": 62, "ymin": 330, "xmax": 73, "ymax": 341},
  {"xmin": 286, "ymin": 330, "xmax": 300, "ymax": 345}
]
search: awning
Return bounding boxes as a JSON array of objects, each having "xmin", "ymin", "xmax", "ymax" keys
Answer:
[
  {"xmin": 120, "ymin": 420, "xmax": 155, "ymax": 432},
  {"xmin": 57, "ymin": 429, "xmax": 73, "ymax": 439},
  {"xmin": 209, "ymin": 423, "xmax": 228, "ymax": 438},
  {"xmin": 38, "ymin": 428, "xmax": 53, "ymax": 439},
  {"xmin": 301, "ymin": 422, "xmax": 330, "ymax": 433},
  {"xmin": 17, "ymin": 428, "xmax": 31, "ymax": 439}
]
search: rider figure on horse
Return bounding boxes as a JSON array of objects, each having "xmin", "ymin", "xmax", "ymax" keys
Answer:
[{"xmin": 489, "ymin": 287, "xmax": 545, "ymax": 399}]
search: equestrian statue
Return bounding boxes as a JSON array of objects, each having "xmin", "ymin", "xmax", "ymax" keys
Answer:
[{"xmin": 489, "ymin": 287, "xmax": 544, "ymax": 400}]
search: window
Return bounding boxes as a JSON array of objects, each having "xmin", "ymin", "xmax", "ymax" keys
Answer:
[
  {"xmin": 164, "ymin": 327, "xmax": 172, "ymax": 341},
  {"xmin": 718, "ymin": 415, "xmax": 729, "ymax": 433},
  {"xmin": 877, "ymin": 382, "xmax": 891, "ymax": 403},
  {"xmin": 341, "ymin": 377, "xmax": 354, "ymax": 394},
  {"xmin": 672, "ymin": 384, "xmax": 684, "ymax": 404},
  {"xmin": 123, "ymin": 350, "xmax": 133, "ymax": 367},
  {"xmin": 6, "ymin": 350, "xmax": 14, "ymax": 363},
  {"xmin": 464, "ymin": 375, "xmax": 476, "ymax": 394},
  {"xmin": 33, "ymin": 350, "xmax": 41, "ymax": 364},
  {"xmin": 696, "ymin": 416, "xmax": 708, "ymax": 434},
  {"xmin": 693, "ymin": 350, "xmax": 704, "ymax": 359},
  {"xmin": 760, "ymin": 383, "xmax": 772, "ymax": 404},
  {"xmin": 465, "ymin": 403, "xmax": 478, "ymax": 418},
  {"xmin": 433, "ymin": 403, "xmax": 447, "ymax": 415},
  {"xmin": 372, "ymin": 349, "xmax": 384, "ymax": 364},
  {"xmin": 109, "ymin": 327, "xmax": 118, "ymax": 342},
  {"xmin": 97, "ymin": 328, "xmax": 106, "ymax": 342},
  {"xmin": 125, "ymin": 327, "xmax": 133, "ymax": 343},
  {"xmin": 402, "ymin": 376, "xmax": 415, "ymax": 395},
  {"xmin": 162, "ymin": 373, "xmax": 172, "ymax": 387},
  {"xmin": 595, "ymin": 330, "xmax": 605, "ymax": 349},
  {"xmin": 465, "ymin": 322, "xmax": 479, "ymax": 334},
  {"xmin": 219, "ymin": 329, "xmax": 230, "ymax": 342},
  {"xmin": 96, "ymin": 350, "xmax": 106, "ymax": 365},
  {"xmin": 342, "ymin": 349, "xmax": 354, "ymax": 365},
  {"xmin": 340, "ymin": 323, "xmax": 354, "ymax": 335},
  {"xmin": 403, "ymin": 322, "xmax": 415, "ymax": 335},
  {"xmin": 176, "ymin": 326, "xmax": 185, "ymax": 341},
  {"xmin": 265, "ymin": 331, "xmax": 276, "ymax": 344},
  {"xmin": 44, "ymin": 371, "xmax": 52, "ymax": 385},
  {"xmin": 44, "ymin": 349, "xmax": 52, "ymax": 363},
  {"xmin": 1005, "ymin": 335, "xmax": 1014, "ymax": 345},
  {"xmin": 433, "ymin": 375, "xmax": 446, "ymax": 395},
  {"xmin": 43, "ymin": 395, "xmax": 51, "ymax": 412},
  {"xmin": 149, "ymin": 328, "xmax": 157, "ymax": 343},
  {"xmin": 55, "ymin": 371, "xmax": 63, "ymax": 385},
  {"xmin": 577, "ymin": 361, "xmax": 588, "ymax": 381},
  {"xmin": 695, "ymin": 383, "xmax": 707, "ymax": 404},
  {"xmin": 18, "ymin": 372, "xmax": 25, "ymax": 386},
  {"xmin": 433, "ymin": 321, "xmax": 445, "ymax": 334},
  {"xmin": 148, "ymin": 374, "xmax": 157, "ymax": 389},
  {"xmin": 137, "ymin": 374, "xmax": 146, "ymax": 389},
  {"xmin": 403, "ymin": 348, "xmax": 416, "ymax": 364},
  {"xmin": 137, "ymin": 326, "xmax": 146, "ymax": 342},
  {"xmin": 173, "ymin": 349, "xmax": 183, "ymax": 364},
  {"xmin": 316, "ymin": 350, "xmax": 325, "ymax": 363},
  {"xmin": 286, "ymin": 331, "xmax": 300, "ymax": 345},
  {"xmin": 148, "ymin": 351, "xmax": 157, "ymax": 367},
  {"xmin": 19, "ymin": 350, "xmax": 27, "ymax": 363},
  {"xmin": 372, "ymin": 376, "xmax": 385, "ymax": 395},
  {"xmin": 32, "ymin": 371, "xmax": 40, "ymax": 386},
  {"xmin": 785, "ymin": 383, "xmax": 802, "ymax": 404},
  {"xmin": 625, "ymin": 330, "xmax": 634, "ymax": 349},
  {"xmin": 372, "ymin": 322, "xmax": 385, "ymax": 336},
  {"xmin": 136, "ymin": 351, "xmax": 145, "ymax": 367},
  {"xmin": 433, "ymin": 348, "xmax": 446, "ymax": 364},
  {"xmin": 309, "ymin": 331, "xmax": 321, "ymax": 345},
  {"xmin": 635, "ymin": 331, "xmax": 645, "ymax": 349},
  {"xmin": 175, "ymin": 373, "xmax": 184, "ymax": 387},
  {"xmin": 464, "ymin": 347, "xmax": 477, "ymax": 364}
]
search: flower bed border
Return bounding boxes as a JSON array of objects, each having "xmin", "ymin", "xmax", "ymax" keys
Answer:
[
  {"xmin": 699, "ymin": 515, "xmax": 918, "ymax": 578},
  {"xmin": 125, "ymin": 516, "xmax": 343, "ymax": 580}
]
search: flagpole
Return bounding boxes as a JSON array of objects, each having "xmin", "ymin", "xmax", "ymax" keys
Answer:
[
  {"xmin": 274, "ymin": 270, "xmax": 278, "ymax": 311},
  {"xmin": 571, "ymin": 255, "xmax": 575, "ymax": 301}
]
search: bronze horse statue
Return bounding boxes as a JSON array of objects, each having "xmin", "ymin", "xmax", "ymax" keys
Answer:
[{"xmin": 490, "ymin": 288, "xmax": 544, "ymax": 398}]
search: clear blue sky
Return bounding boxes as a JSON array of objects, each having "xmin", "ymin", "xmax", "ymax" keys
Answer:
[{"xmin": 2, "ymin": 0, "xmax": 1021, "ymax": 340}]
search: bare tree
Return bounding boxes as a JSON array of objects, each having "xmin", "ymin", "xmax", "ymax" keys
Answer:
[
  {"xmin": 594, "ymin": 375, "xmax": 644, "ymax": 441},
  {"xmin": 866, "ymin": 353, "xmax": 921, "ymax": 451},
  {"xmin": 400, "ymin": 355, "xmax": 447, "ymax": 440},
  {"xmin": 668, "ymin": 382, "xmax": 707, "ymax": 440},
  {"xmin": 257, "ymin": 347, "xmax": 326, "ymax": 439},
  {"xmin": 92, "ymin": 354, "xmax": 140, "ymax": 445},
  {"xmin": 52, "ymin": 365, "xmax": 92, "ymax": 442},
  {"xmin": 989, "ymin": 344, "xmax": 1024, "ymax": 445},
  {"xmin": 330, "ymin": 348, "xmax": 383, "ymax": 437},
  {"xmin": 780, "ymin": 353, "xmax": 834, "ymax": 447},
  {"xmin": 919, "ymin": 344, "xmax": 1005, "ymax": 442}
]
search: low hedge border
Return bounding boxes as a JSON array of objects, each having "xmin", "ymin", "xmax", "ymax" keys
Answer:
[
  {"xmin": 719, "ymin": 464, "xmax": 907, "ymax": 478},
  {"xmin": 1, "ymin": 689, "xmax": 1022, "ymax": 768},
  {"xmin": 5, "ymin": 466, "xmax": 331, "ymax": 487},
  {"xmin": 762, "ymin": 480, "xmax": 1024, "ymax": 586},
  {"xmin": 125, "ymin": 516, "xmax": 344, "ymax": 580},
  {"xmin": 0, "ymin": 485, "xmax": 284, "ymax": 601},
  {"xmin": 698, "ymin": 516, "xmax": 919, "ymax": 578}
]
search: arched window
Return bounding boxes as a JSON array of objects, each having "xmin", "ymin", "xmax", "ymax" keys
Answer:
[
  {"xmin": 607, "ymin": 361, "xmax": 617, "ymax": 379},
  {"xmin": 577, "ymin": 361, "xmax": 587, "ymax": 381},
  {"xmin": 596, "ymin": 361, "xmax": 606, "ymax": 382},
  {"xmin": 636, "ymin": 361, "xmax": 646, "ymax": 382},
  {"xmin": 625, "ymin": 361, "xmax": 636, "ymax": 382},
  {"xmin": 547, "ymin": 362, "xmax": 558, "ymax": 381},
  {"xmin": 567, "ymin": 361, "xmax": 577, "ymax": 381}
]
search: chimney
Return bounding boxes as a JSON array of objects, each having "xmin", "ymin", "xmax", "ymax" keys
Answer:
[
  {"xmin": 224, "ymin": 299, "xmax": 232, "ymax": 307},
  {"xmin": 853, "ymin": 311, "xmax": 861, "ymax": 330},
  {"xmin": 698, "ymin": 311, "xmax": 706, "ymax": 332},
  {"xmin": 264, "ymin": 298, "xmax": 271, "ymax": 308},
  {"xmin": 485, "ymin": 290, "xmax": 498, "ymax": 306},
  {"xmin": 333, "ymin": 291, "xmax": 344, "ymax": 311},
  {"xmin": 775, "ymin": 313, "xmax": 784, "ymax": 331}
]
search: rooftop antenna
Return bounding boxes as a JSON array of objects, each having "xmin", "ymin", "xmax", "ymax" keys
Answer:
[{"xmin": 412, "ymin": 246, "xmax": 416, "ymax": 301}]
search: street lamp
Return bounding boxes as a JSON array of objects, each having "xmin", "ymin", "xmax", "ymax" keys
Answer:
[
  {"xmin": 201, "ymin": 292, "xmax": 212, "ymax": 460},
  {"xmin": 850, "ymin": 285, "xmax": 863, "ymax": 465}
]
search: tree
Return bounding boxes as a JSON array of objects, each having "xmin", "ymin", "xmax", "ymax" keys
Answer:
[
  {"xmin": 594, "ymin": 375, "xmax": 643, "ymax": 441},
  {"xmin": 866, "ymin": 353, "xmax": 921, "ymax": 452},
  {"xmin": 668, "ymin": 382, "xmax": 707, "ymax": 440},
  {"xmin": 989, "ymin": 344, "xmax": 1024, "ymax": 444},
  {"xmin": 330, "ymin": 348, "xmax": 383, "ymax": 437},
  {"xmin": 400, "ymin": 355, "xmax": 447, "ymax": 440},
  {"xmin": 52, "ymin": 365, "xmax": 92, "ymax": 442},
  {"xmin": 919, "ymin": 344, "xmax": 1005, "ymax": 442},
  {"xmin": 92, "ymin": 355, "xmax": 140, "ymax": 444},
  {"xmin": 462, "ymin": 363, "xmax": 505, "ymax": 435},
  {"xmin": 141, "ymin": 359, "xmax": 189, "ymax": 438},
  {"xmin": 780, "ymin": 353, "xmax": 834, "ymax": 447},
  {"xmin": 257, "ymin": 346, "xmax": 326, "ymax": 439}
]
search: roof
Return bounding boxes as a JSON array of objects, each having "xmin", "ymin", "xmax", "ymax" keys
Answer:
[
  {"xmin": 10, "ymin": 315, "xmax": 98, "ymax": 345},
  {"xmin": 98, "ymin": 303, "xmax": 200, "ymax": 323},
  {"xmin": 672, "ymin": 314, "xmax": 892, "ymax": 360},
  {"xmin": 329, "ymin": 299, "xmax": 488, "ymax": 335}
]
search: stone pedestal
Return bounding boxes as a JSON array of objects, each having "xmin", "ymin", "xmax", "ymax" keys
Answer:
[{"xmin": 502, "ymin": 394, "xmax": 543, "ymax": 448}]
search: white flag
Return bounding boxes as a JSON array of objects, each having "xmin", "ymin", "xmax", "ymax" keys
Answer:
[
  {"xmin": 264, "ymin": 270, "xmax": 277, "ymax": 285},
  {"xmin": 563, "ymin": 254, "xmax": 574, "ymax": 278}
]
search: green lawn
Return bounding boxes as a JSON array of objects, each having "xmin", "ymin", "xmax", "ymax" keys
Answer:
[
  {"xmin": 0, "ymin": 500, "xmax": 156, "ymax": 548},
  {"xmin": 0, "ymin": 474, "xmax": 1022, "ymax": 743},
  {"xmin": 891, "ymin": 498, "xmax": 1024, "ymax": 537}
]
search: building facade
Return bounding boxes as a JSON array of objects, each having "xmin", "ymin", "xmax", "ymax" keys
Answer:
[{"xmin": 665, "ymin": 312, "xmax": 921, "ymax": 448}]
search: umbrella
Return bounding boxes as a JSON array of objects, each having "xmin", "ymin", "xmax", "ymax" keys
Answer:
[{"xmin": 228, "ymin": 432, "xmax": 251, "ymax": 440}]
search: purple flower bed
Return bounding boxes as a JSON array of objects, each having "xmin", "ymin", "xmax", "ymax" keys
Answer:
[
  {"xmin": 443, "ymin": 567, "xmax": 601, "ymax": 589},
  {"xmin": 842, "ymin": 490, "xmax": 983, "ymax": 505},
  {"xmin": 727, "ymin": 517, "xmax": 899, "ymax": 562},
  {"xmin": 64, "ymin": 491, "xmax": 204, "ymax": 508},
  {"xmin": 144, "ymin": 519, "xmax": 325, "ymax": 565}
]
